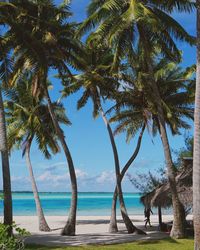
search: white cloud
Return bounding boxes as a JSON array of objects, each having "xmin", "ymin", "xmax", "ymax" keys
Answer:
[
  {"xmin": 42, "ymin": 161, "xmax": 67, "ymax": 171},
  {"xmin": 11, "ymin": 176, "xmax": 30, "ymax": 183},
  {"xmin": 35, "ymin": 168, "xmax": 115, "ymax": 190},
  {"xmin": 96, "ymin": 171, "xmax": 115, "ymax": 184},
  {"xmin": 3, "ymin": 166, "xmax": 133, "ymax": 192},
  {"xmin": 75, "ymin": 169, "xmax": 88, "ymax": 179},
  {"xmin": 37, "ymin": 171, "xmax": 68, "ymax": 183},
  {"xmin": 11, "ymin": 176, "xmax": 25, "ymax": 182},
  {"xmin": 36, "ymin": 168, "xmax": 88, "ymax": 188}
]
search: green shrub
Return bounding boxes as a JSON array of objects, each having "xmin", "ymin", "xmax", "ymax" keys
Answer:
[{"xmin": 0, "ymin": 223, "xmax": 30, "ymax": 250}]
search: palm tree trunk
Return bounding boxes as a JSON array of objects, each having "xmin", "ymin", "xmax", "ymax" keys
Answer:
[
  {"xmin": 109, "ymin": 186, "xmax": 118, "ymax": 233},
  {"xmin": 158, "ymin": 206, "xmax": 162, "ymax": 230},
  {"xmin": 25, "ymin": 140, "xmax": 50, "ymax": 232},
  {"xmin": 138, "ymin": 25, "xmax": 186, "ymax": 238},
  {"xmin": 44, "ymin": 87, "xmax": 77, "ymax": 236},
  {"xmin": 193, "ymin": 1, "xmax": 200, "ymax": 249},
  {"xmin": 150, "ymin": 82, "xmax": 185, "ymax": 238},
  {"xmin": 100, "ymin": 108, "xmax": 145, "ymax": 234},
  {"xmin": 158, "ymin": 120, "xmax": 185, "ymax": 238},
  {"xmin": 109, "ymin": 124, "xmax": 145, "ymax": 233},
  {"xmin": 0, "ymin": 87, "xmax": 12, "ymax": 236},
  {"xmin": 147, "ymin": 67, "xmax": 186, "ymax": 238}
]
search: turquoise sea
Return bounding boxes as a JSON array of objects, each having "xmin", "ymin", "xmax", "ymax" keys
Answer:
[{"xmin": 0, "ymin": 192, "xmax": 170, "ymax": 216}]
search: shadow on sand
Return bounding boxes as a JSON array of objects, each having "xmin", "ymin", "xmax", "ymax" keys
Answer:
[{"xmin": 25, "ymin": 229, "xmax": 168, "ymax": 247}]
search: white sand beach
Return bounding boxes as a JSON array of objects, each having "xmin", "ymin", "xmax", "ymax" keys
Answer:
[{"xmin": 0, "ymin": 214, "xmax": 192, "ymax": 246}]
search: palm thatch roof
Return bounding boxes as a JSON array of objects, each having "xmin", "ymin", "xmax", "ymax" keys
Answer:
[{"xmin": 141, "ymin": 158, "xmax": 193, "ymax": 209}]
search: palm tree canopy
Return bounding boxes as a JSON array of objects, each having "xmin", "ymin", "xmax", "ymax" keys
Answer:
[
  {"xmin": 4, "ymin": 72, "xmax": 70, "ymax": 159},
  {"xmin": 0, "ymin": 35, "xmax": 13, "ymax": 87},
  {"xmin": 61, "ymin": 45, "xmax": 120, "ymax": 117},
  {"xmin": 0, "ymin": 0, "xmax": 83, "ymax": 91},
  {"xmin": 109, "ymin": 57, "xmax": 195, "ymax": 142},
  {"xmin": 78, "ymin": 0, "xmax": 195, "ymax": 67}
]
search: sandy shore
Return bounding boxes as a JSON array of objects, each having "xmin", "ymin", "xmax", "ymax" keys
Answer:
[{"xmin": 0, "ymin": 215, "xmax": 193, "ymax": 246}]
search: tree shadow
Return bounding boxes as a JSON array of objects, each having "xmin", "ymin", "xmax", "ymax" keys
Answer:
[
  {"xmin": 24, "ymin": 229, "xmax": 169, "ymax": 247},
  {"xmin": 136, "ymin": 237, "xmax": 179, "ymax": 245},
  {"xmin": 55, "ymin": 219, "xmax": 143, "ymax": 226}
]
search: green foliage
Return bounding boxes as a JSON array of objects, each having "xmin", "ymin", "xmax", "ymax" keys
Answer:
[
  {"xmin": 79, "ymin": 0, "xmax": 195, "ymax": 69},
  {"xmin": 0, "ymin": 0, "xmax": 82, "ymax": 91},
  {"xmin": 108, "ymin": 56, "xmax": 194, "ymax": 143},
  {"xmin": 4, "ymin": 72, "xmax": 70, "ymax": 159},
  {"xmin": 0, "ymin": 223, "xmax": 29, "ymax": 250},
  {"xmin": 127, "ymin": 168, "xmax": 167, "ymax": 194},
  {"xmin": 61, "ymin": 45, "xmax": 119, "ymax": 118},
  {"xmin": 174, "ymin": 136, "xmax": 193, "ymax": 168},
  {"xmin": 25, "ymin": 238, "xmax": 194, "ymax": 250}
]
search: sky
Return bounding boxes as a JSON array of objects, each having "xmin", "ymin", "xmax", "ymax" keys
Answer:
[{"xmin": 0, "ymin": 0, "xmax": 197, "ymax": 192}]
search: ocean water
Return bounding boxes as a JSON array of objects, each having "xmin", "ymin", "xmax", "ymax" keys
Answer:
[{"xmin": 0, "ymin": 192, "xmax": 170, "ymax": 216}]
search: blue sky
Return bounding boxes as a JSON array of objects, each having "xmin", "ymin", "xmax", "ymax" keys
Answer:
[{"xmin": 0, "ymin": 0, "xmax": 196, "ymax": 192}]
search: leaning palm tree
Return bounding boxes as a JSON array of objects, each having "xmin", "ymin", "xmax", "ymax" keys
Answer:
[
  {"xmin": 4, "ymin": 72, "xmax": 70, "ymax": 232},
  {"xmin": 0, "ymin": 0, "xmax": 82, "ymax": 235},
  {"xmin": 193, "ymin": 1, "xmax": 200, "ymax": 249},
  {"xmin": 61, "ymin": 46, "xmax": 145, "ymax": 234},
  {"xmin": 108, "ymin": 117, "xmax": 145, "ymax": 233},
  {"xmin": 78, "ymin": 0, "xmax": 195, "ymax": 238},
  {"xmin": 0, "ymin": 36, "xmax": 13, "ymax": 235},
  {"xmin": 108, "ymin": 57, "xmax": 194, "ymax": 232}
]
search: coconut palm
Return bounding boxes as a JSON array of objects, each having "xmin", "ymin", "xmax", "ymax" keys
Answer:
[
  {"xmin": 0, "ymin": 36, "xmax": 13, "ymax": 235},
  {"xmin": 193, "ymin": 1, "xmax": 200, "ymax": 249},
  {"xmin": 78, "ymin": 0, "xmax": 195, "ymax": 66},
  {"xmin": 61, "ymin": 46, "xmax": 146, "ymax": 234},
  {"xmin": 78, "ymin": 0, "xmax": 195, "ymax": 238},
  {"xmin": 108, "ymin": 57, "xmax": 194, "ymax": 232},
  {"xmin": 4, "ymin": 72, "xmax": 70, "ymax": 232},
  {"xmin": 0, "ymin": 0, "xmax": 82, "ymax": 235}
]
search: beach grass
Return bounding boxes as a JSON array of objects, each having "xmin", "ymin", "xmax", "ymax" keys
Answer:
[{"xmin": 26, "ymin": 238, "xmax": 194, "ymax": 250}]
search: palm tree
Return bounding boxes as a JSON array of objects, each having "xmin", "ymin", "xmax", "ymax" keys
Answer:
[
  {"xmin": 193, "ymin": 1, "xmax": 200, "ymax": 249},
  {"xmin": 5, "ymin": 72, "xmax": 70, "ymax": 232},
  {"xmin": 108, "ymin": 125, "xmax": 145, "ymax": 232},
  {"xmin": 0, "ymin": 0, "xmax": 82, "ymax": 235},
  {"xmin": 0, "ymin": 36, "xmax": 13, "ymax": 235},
  {"xmin": 78, "ymin": 0, "xmax": 195, "ymax": 238},
  {"xmin": 107, "ymin": 57, "xmax": 194, "ymax": 232},
  {"xmin": 78, "ymin": 0, "xmax": 194, "ymax": 66},
  {"xmin": 61, "ymin": 46, "xmax": 145, "ymax": 234}
]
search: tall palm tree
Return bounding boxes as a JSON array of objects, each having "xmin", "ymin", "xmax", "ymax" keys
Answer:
[
  {"xmin": 78, "ymin": 0, "xmax": 195, "ymax": 238},
  {"xmin": 0, "ymin": 36, "xmax": 13, "ymax": 235},
  {"xmin": 108, "ymin": 57, "xmax": 194, "ymax": 232},
  {"xmin": 5, "ymin": 72, "xmax": 70, "ymax": 232},
  {"xmin": 193, "ymin": 1, "xmax": 200, "ymax": 249},
  {"xmin": 61, "ymin": 46, "xmax": 145, "ymax": 234},
  {"xmin": 0, "ymin": 0, "xmax": 82, "ymax": 235}
]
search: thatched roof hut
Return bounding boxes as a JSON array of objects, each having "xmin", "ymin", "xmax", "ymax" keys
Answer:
[
  {"xmin": 141, "ymin": 157, "xmax": 193, "ymax": 210},
  {"xmin": 140, "ymin": 158, "xmax": 192, "ymax": 229}
]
